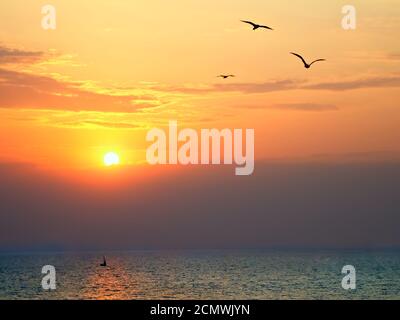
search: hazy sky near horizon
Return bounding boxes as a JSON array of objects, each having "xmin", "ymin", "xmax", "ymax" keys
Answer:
[
  {"xmin": 0, "ymin": 1, "xmax": 399, "ymax": 249},
  {"xmin": 1, "ymin": 162, "xmax": 400, "ymax": 250}
]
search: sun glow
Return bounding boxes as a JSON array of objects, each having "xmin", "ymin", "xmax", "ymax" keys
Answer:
[{"xmin": 104, "ymin": 152, "xmax": 120, "ymax": 167}]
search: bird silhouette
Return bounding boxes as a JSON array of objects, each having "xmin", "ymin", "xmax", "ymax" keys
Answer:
[
  {"xmin": 218, "ymin": 74, "xmax": 235, "ymax": 79},
  {"xmin": 241, "ymin": 20, "xmax": 273, "ymax": 31},
  {"xmin": 290, "ymin": 52, "xmax": 326, "ymax": 69}
]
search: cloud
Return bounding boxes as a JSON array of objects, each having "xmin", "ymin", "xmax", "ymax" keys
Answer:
[
  {"xmin": 271, "ymin": 103, "xmax": 338, "ymax": 111},
  {"xmin": 63, "ymin": 120, "xmax": 142, "ymax": 129},
  {"xmin": 304, "ymin": 75, "xmax": 400, "ymax": 91},
  {"xmin": 0, "ymin": 45, "xmax": 164, "ymax": 112},
  {"xmin": 153, "ymin": 79, "xmax": 301, "ymax": 94},
  {"xmin": 387, "ymin": 53, "xmax": 400, "ymax": 61},
  {"xmin": 0, "ymin": 68, "xmax": 162, "ymax": 112},
  {"xmin": 0, "ymin": 46, "xmax": 45, "ymax": 64},
  {"xmin": 345, "ymin": 51, "xmax": 400, "ymax": 62},
  {"xmin": 154, "ymin": 75, "xmax": 400, "ymax": 95},
  {"xmin": 234, "ymin": 103, "xmax": 338, "ymax": 112},
  {"xmin": 213, "ymin": 80, "xmax": 300, "ymax": 93},
  {"xmin": 1, "ymin": 44, "xmax": 399, "ymax": 114}
]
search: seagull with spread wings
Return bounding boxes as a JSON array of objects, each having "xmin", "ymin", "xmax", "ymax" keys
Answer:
[
  {"xmin": 218, "ymin": 74, "xmax": 235, "ymax": 79},
  {"xmin": 241, "ymin": 20, "xmax": 273, "ymax": 31},
  {"xmin": 290, "ymin": 52, "xmax": 326, "ymax": 69}
]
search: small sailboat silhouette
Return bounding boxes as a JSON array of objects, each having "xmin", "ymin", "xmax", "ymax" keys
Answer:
[{"xmin": 100, "ymin": 256, "xmax": 107, "ymax": 267}]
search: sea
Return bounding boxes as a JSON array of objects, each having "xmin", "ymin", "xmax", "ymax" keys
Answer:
[{"xmin": 0, "ymin": 250, "xmax": 399, "ymax": 300}]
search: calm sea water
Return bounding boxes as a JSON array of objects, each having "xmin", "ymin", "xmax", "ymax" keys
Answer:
[{"xmin": 0, "ymin": 250, "xmax": 399, "ymax": 300}]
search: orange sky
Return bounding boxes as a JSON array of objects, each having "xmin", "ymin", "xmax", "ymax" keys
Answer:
[{"xmin": 0, "ymin": 0, "xmax": 400, "ymax": 170}]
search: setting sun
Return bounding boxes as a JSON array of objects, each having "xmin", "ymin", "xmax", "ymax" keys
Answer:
[{"xmin": 104, "ymin": 152, "xmax": 120, "ymax": 167}]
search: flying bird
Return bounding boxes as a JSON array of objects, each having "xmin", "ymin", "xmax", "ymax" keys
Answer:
[
  {"xmin": 290, "ymin": 52, "xmax": 326, "ymax": 69},
  {"xmin": 241, "ymin": 20, "xmax": 273, "ymax": 31},
  {"xmin": 218, "ymin": 74, "xmax": 235, "ymax": 79}
]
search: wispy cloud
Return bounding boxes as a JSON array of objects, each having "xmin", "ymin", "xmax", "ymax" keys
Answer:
[
  {"xmin": 303, "ymin": 75, "xmax": 400, "ymax": 91},
  {"xmin": 0, "ymin": 45, "xmax": 165, "ymax": 112},
  {"xmin": 387, "ymin": 53, "xmax": 400, "ymax": 61},
  {"xmin": 346, "ymin": 51, "xmax": 400, "ymax": 62},
  {"xmin": 270, "ymin": 103, "xmax": 338, "ymax": 111},
  {"xmin": 214, "ymin": 80, "xmax": 301, "ymax": 93},
  {"xmin": 66, "ymin": 120, "xmax": 142, "ymax": 129},
  {"xmin": 152, "ymin": 80, "xmax": 301, "ymax": 94},
  {"xmin": 1, "ymin": 44, "xmax": 399, "ymax": 114},
  {"xmin": 0, "ymin": 67, "xmax": 163, "ymax": 112},
  {"xmin": 234, "ymin": 103, "xmax": 338, "ymax": 112},
  {"xmin": 154, "ymin": 75, "xmax": 400, "ymax": 95},
  {"xmin": 0, "ymin": 46, "xmax": 45, "ymax": 64}
]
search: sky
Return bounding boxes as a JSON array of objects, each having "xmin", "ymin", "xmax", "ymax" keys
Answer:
[{"xmin": 0, "ymin": 0, "xmax": 399, "ymax": 250}]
